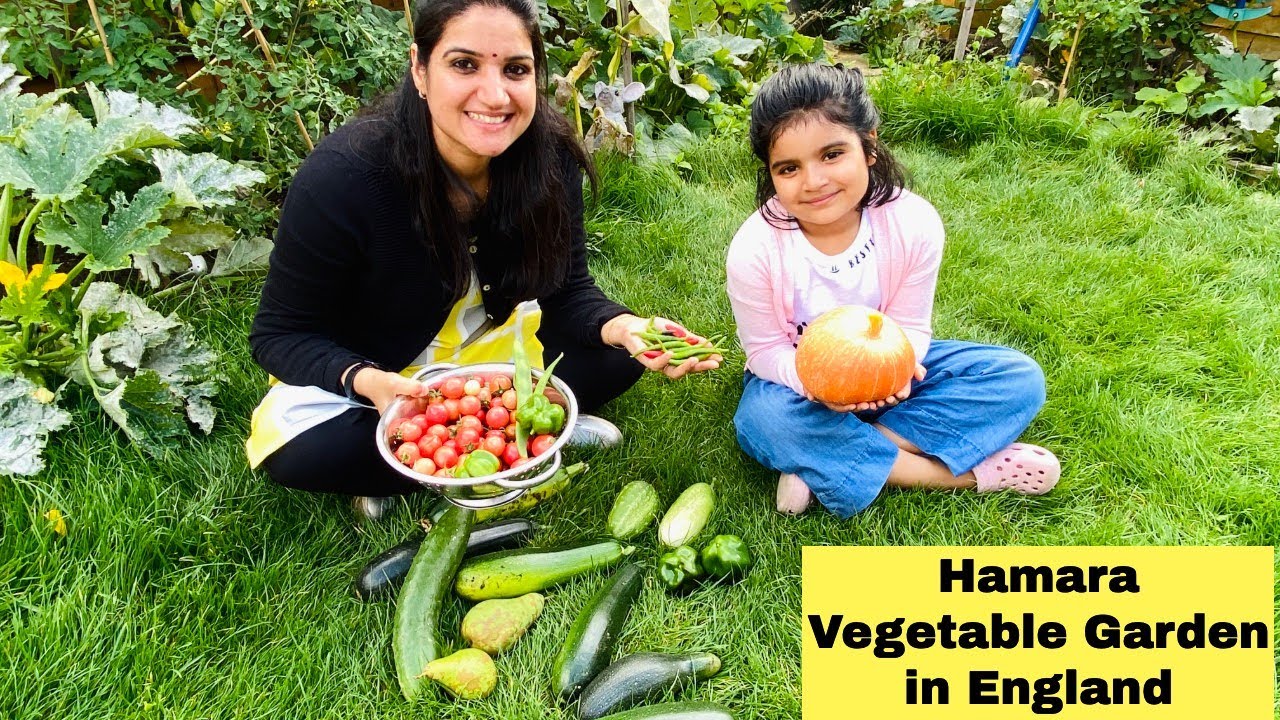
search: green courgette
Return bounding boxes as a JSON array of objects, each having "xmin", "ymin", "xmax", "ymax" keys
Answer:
[
  {"xmin": 592, "ymin": 701, "xmax": 735, "ymax": 720},
  {"xmin": 455, "ymin": 540, "xmax": 634, "ymax": 601},
  {"xmin": 606, "ymin": 481, "xmax": 661, "ymax": 540},
  {"xmin": 551, "ymin": 563, "xmax": 644, "ymax": 700},
  {"xmin": 658, "ymin": 483, "xmax": 716, "ymax": 548},
  {"xmin": 577, "ymin": 652, "xmax": 723, "ymax": 720},
  {"xmin": 352, "ymin": 518, "xmax": 536, "ymax": 601},
  {"xmin": 393, "ymin": 505, "xmax": 474, "ymax": 701}
]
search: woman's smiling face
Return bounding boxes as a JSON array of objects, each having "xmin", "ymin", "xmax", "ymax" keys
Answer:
[{"xmin": 411, "ymin": 5, "xmax": 537, "ymax": 174}]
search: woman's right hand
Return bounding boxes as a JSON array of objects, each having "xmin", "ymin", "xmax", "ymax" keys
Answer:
[{"xmin": 351, "ymin": 366, "xmax": 430, "ymax": 415}]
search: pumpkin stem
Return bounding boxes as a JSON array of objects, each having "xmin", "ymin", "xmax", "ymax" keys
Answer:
[{"xmin": 867, "ymin": 312, "xmax": 883, "ymax": 338}]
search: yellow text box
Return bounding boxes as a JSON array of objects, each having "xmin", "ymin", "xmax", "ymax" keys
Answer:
[{"xmin": 802, "ymin": 547, "xmax": 1274, "ymax": 719}]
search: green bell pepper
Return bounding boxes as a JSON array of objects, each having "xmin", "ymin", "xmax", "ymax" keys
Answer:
[
  {"xmin": 658, "ymin": 545, "xmax": 703, "ymax": 593},
  {"xmin": 454, "ymin": 449, "xmax": 501, "ymax": 479},
  {"xmin": 700, "ymin": 534, "xmax": 753, "ymax": 580}
]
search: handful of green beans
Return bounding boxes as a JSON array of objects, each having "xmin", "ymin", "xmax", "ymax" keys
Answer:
[{"xmin": 632, "ymin": 319, "xmax": 723, "ymax": 362}]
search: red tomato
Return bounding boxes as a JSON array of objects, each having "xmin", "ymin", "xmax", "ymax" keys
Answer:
[
  {"xmin": 428, "ymin": 424, "xmax": 451, "ymax": 441},
  {"xmin": 387, "ymin": 419, "xmax": 405, "ymax": 441},
  {"xmin": 443, "ymin": 398, "xmax": 461, "ymax": 421},
  {"xmin": 501, "ymin": 389, "xmax": 517, "ymax": 411},
  {"xmin": 398, "ymin": 422, "xmax": 423, "ymax": 443},
  {"xmin": 530, "ymin": 434, "xmax": 556, "ymax": 457},
  {"xmin": 457, "ymin": 415, "xmax": 484, "ymax": 431},
  {"xmin": 509, "ymin": 457, "xmax": 532, "ymax": 469},
  {"xmin": 434, "ymin": 468, "xmax": 453, "ymax": 478},
  {"xmin": 476, "ymin": 387, "xmax": 492, "ymax": 405},
  {"xmin": 463, "ymin": 378, "xmax": 482, "ymax": 396},
  {"xmin": 412, "ymin": 457, "xmax": 437, "ymax": 475},
  {"xmin": 490, "ymin": 374, "xmax": 513, "ymax": 393},
  {"xmin": 455, "ymin": 427, "xmax": 481, "ymax": 451},
  {"xmin": 485, "ymin": 406, "xmax": 510, "ymax": 430},
  {"xmin": 397, "ymin": 442, "xmax": 422, "ymax": 465},
  {"xmin": 482, "ymin": 435, "xmax": 506, "ymax": 456},
  {"xmin": 433, "ymin": 446, "xmax": 459, "ymax": 469},
  {"xmin": 443, "ymin": 439, "xmax": 461, "ymax": 454},
  {"xmin": 501, "ymin": 442, "xmax": 521, "ymax": 467},
  {"xmin": 440, "ymin": 377, "xmax": 466, "ymax": 399},
  {"xmin": 417, "ymin": 435, "xmax": 443, "ymax": 457},
  {"xmin": 424, "ymin": 403, "xmax": 449, "ymax": 426},
  {"xmin": 458, "ymin": 395, "xmax": 483, "ymax": 417},
  {"xmin": 409, "ymin": 413, "xmax": 431, "ymax": 429}
]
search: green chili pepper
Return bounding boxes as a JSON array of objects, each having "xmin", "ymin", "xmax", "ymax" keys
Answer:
[
  {"xmin": 657, "ymin": 545, "xmax": 703, "ymax": 593},
  {"xmin": 699, "ymin": 535, "xmax": 753, "ymax": 581},
  {"xmin": 455, "ymin": 449, "xmax": 502, "ymax": 479}
]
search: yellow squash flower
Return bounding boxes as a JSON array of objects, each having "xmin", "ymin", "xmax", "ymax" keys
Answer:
[{"xmin": 0, "ymin": 261, "xmax": 68, "ymax": 296}]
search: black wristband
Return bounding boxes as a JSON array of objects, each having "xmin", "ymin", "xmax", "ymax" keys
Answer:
[{"xmin": 342, "ymin": 361, "xmax": 383, "ymax": 404}]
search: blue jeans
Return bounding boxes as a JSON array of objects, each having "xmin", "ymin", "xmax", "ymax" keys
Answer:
[{"xmin": 733, "ymin": 340, "xmax": 1046, "ymax": 518}]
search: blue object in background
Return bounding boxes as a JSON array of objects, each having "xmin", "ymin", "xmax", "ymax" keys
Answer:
[
  {"xmin": 1005, "ymin": 0, "xmax": 1042, "ymax": 69},
  {"xmin": 1207, "ymin": 1, "xmax": 1272, "ymax": 23}
]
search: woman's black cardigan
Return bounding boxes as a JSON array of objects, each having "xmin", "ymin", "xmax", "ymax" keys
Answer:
[{"xmin": 248, "ymin": 119, "xmax": 630, "ymax": 396}]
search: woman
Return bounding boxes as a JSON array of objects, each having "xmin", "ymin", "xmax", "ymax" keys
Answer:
[{"xmin": 246, "ymin": 0, "xmax": 719, "ymax": 516}]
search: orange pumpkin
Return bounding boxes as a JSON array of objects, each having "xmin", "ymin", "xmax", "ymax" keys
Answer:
[{"xmin": 795, "ymin": 305, "xmax": 915, "ymax": 405}]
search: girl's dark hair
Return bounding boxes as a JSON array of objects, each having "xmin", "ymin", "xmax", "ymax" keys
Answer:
[
  {"xmin": 749, "ymin": 63, "xmax": 907, "ymax": 228},
  {"xmin": 373, "ymin": 0, "xmax": 594, "ymax": 304}
]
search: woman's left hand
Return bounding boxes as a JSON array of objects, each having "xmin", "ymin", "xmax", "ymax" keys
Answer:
[{"xmin": 603, "ymin": 314, "xmax": 722, "ymax": 379}]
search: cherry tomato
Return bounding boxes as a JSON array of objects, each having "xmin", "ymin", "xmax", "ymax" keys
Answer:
[
  {"xmin": 485, "ymin": 406, "xmax": 510, "ymax": 430},
  {"xmin": 409, "ymin": 413, "xmax": 431, "ymax": 429},
  {"xmin": 459, "ymin": 395, "xmax": 482, "ymax": 417},
  {"xmin": 456, "ymin": 427, "xmax": 481, "ymax": 451},
  {"xmin": 424, "ymin": 403, "xmax": 449, "ymax": 426},
  {"xmin": 504, "ymin": 422, "xmax": 518, "ymax": 440},
  {"xmin": 482, "ymin": 435, "xmax": 506, "ymax": 456},
  {"xmin": 490, "ymin": 374, "xmax": 513, "ymax": 393},
  {"xmin": 440, "ymin": 377, "xmax": 466, "ymax": 399},
  {"xmin": 530, "ymin": 434, "xmax": 556, "ymax": 457},
  {"xmin": 398, "ymin": 422, "xmax": 423, "ymax": 443},
  {"xmin": 417, "ymin": 435, "xmax": 443, "ymax": 457},
  {"xmin": 509, "ymin": 457, "xmax": 533, "ymax": 469},
  {"xmin": 412, "ymin": 457, "xmax": 437, "ymax": 475},
  {"xmin": 433, "ymin": 446, "xmax": 459, "ymax": 469},
  {"xmin": 428, "ymin": 424, "xmax": 451, "ymax": 442},
  {"xmin": 443, "ymin": 398, "xmax": 461, "ymax": 421},
  {"xmin": 387, "ymin": 419, "xmax": 406, "ymax": 441},
  {"xmin": 434, "ymin": 468, "xmax": 453, "ymax": 478},
  {"xmin": 397, "ymin": 442, "xmax": 421, "ymax": 465},
  {"xmin": 463, "ymin": 378, "xmax": 482, "ymax": 396},
  {"xmin": 501, "ymin": 389, "xmax": 517, "ymax": 411},
  {"xmin": 476, "ymin": 387, "xmax": 492, "ymax": 406},
  {"xmin": 443, "ymin": 439, "xmax": 461, "ymax": 454},
  {"xmin": 501, "ymin": 442, "xmax": 521, "ymax": 467},
  {"xmin": 457, "ymin": 415, "xmax": 484, "ymax": 431}
]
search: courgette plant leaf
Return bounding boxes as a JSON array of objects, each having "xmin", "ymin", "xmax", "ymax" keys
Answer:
[
  {"xmin": 0, "ymin": 263, "xmax": 64, "ymax": 325},
  {"xmin": 0, "ymin": 34, "xmax": 27, "ymax": 96},
  {"xmin": 133, "ymin": 218, "xmax": 234, "ymax": 287},
  {"xmin": 0, "ymin": 373, "xmax": 71, "ymax": 477},
  {"xmin": 86, "ymin": 84, "xmax": 201, "ymax": 147},
  {"xmin": 38, "ymin": 184, "xmax": 172, "ymax": 272},
  {"xmin": 73, "ymin": 282, "xmax": 218, "ymax": 442},
  {"xmin": 630, "ymin": 0, "xmax": 673, "ymax": 46},
  {"xmin": 151, "ymin": 150, "xmax": 267, "ymax": 209},
  {"xmin": 208, "ymin": 235, "xmax": 272, "ymax": 278},
  {"xmin": 0, "ymin": 105, "xmax": 107, "ymax": 202},
  {"xmin": 97, "ymin": 369, "xmax": 188, "ymax": 454}
]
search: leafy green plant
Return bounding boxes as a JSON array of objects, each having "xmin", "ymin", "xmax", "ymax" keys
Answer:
[
  {"xmin": 0, "ymin": 38, "xmax": 266, "ymax": 477},
  {"xmin": 830, "ymin": 0, "xmax": 958, "ymax": 67}
]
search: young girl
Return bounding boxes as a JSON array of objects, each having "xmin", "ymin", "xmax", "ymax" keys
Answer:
[{"xmin": 726, "ymin": 64, "xmax": 1059, "ymax": 518}]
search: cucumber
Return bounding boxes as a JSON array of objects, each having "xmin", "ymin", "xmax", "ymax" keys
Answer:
[
  {"xmin": 606, "ymin": 481, "xmax": 660, "ymax": 540},
  {"xmin": 592, "ymin": 701, "xmax": 735, "ymax": 720},
  {"xmin": 578, "ymin": 652, "xmax": 723, "ymax": 720},
  {"xmin": 475, "ymin": 461, "xmax": 589, "ymax": 522},
  {"xmin": 393, "ymin": 505, "xmax": 474, "ymax": 701},
  {"xmin": 658, "ymin": 483, "xmax": 716, "ymax": 548},
  {"xmin": 551, "ymin": 563, "xmax": 644, "ymax": 700},
  {"xmin": 455, "ymin": 540, "xmax": 634, "ymax": 601},
  {"xmin": 352, "ymin": 518, "xmax": 536, "ymax": 601}
]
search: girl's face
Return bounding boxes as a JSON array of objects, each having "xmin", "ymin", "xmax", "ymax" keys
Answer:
[
  {"xmin": 411, "ymin": 6, "xmax": 538, "ymax": 174},
  {"xmin": 768, "ymin": 115, "xmax": 875, "ymax": 235}
]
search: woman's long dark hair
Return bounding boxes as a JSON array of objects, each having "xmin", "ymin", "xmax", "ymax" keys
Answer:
[
  {"xmin": 749, "ymin": 63, "xmax": 907, "ymax": 229},
  {"xmin": 375, "ymin": 0, "xmax": 594, "ymax": 304}
]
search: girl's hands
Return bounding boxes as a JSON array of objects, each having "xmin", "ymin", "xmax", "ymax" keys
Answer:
[
  {"xmin": 603, "ymin": 313, "xmax": 722, "ymax": 379},
  {"xmin": 350, "ymin": 366, "xmax": 430, "ymax": 415},
  {"xmin": 805, "ymin": 363, "xmax": 926, "ymax": 413}
]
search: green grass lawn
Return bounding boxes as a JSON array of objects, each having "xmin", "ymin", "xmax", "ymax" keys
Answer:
[{"xmin": 3, "ymin": 126, "xmax": 1279, "ymax": 718}]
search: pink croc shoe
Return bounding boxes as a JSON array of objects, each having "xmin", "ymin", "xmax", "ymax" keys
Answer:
[
  {"xmin": 776, "ymin": 472, "xmax": 813, "ymax": 515},
  {"xmin": 972, "ymin": 443, "xmax": 1060, "ymax": 495}
]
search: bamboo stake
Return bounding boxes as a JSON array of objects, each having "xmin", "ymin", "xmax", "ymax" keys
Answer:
[
  {"xmin": 86, "ymin": 0, "xmax": 115, "ymax": 67},
  {"xmin": 176, "ymin": 28, "xmax": 257, "ymax": 92},
  {"xmin": 953, "ymin": 0, "xmax": 978, "ymax": 61},
  {"xmin": 403, "ymin": 0, "xmax": 413, "ymax": 36},
  {"xmin": 1057, "ymin": 14, "xmax": 1085, "ymax": 102},
  {"xmin": 619, "ymin": 0, "xmax": 635, "ymax": 134},
  {"xmin": 237, "ymin": 0, "xmax": 315, "ymax": 151}
]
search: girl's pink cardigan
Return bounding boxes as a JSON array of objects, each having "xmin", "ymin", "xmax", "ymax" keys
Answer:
[{"xmin": 725, "ymin": 189, "xmax": 945, "ymax": 396}]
